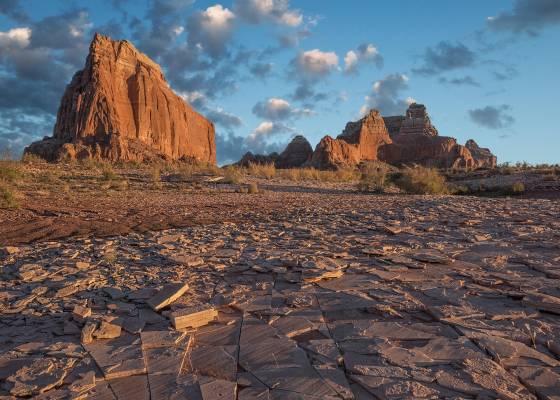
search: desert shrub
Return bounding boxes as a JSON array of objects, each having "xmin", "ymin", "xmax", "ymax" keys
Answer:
[
  {"xmin": 357, "ymin": 163, "xmax": 388, "ymax": 193},
  {"xmin": 101, "ymin": 164, "xmax": 118, "ymax": 181},
  {"xmin": 150, "ymin": 165, "xmax": 162, "ymax": 187},
  {"xmin": 301, "ymin": 168, "xmax": 322, "ymax": 181},
  {"xmin": 247, "ymin": 182, "xmax": 259, "ymax": 194},
  {"xmin": 394, "ymin": 166, "xmax": 448, "ymax": 195},
  {"xmin": 21, "ymin": 153, "xmax": 46, "ymax": 164},
  {"xmin": 278, "ymin": 168, "xmax": 301, "ymax": 181},
  {"xmin": 0, "ymin": 184, "xmax": 19, "ymax": 208},
  {"xmin": 510, "ymin": 182, "xmax": 525, "ymax": 194},
  {"xmin": 0, "ymin": 162, "xmax": 23, "ymax": 183},
  {"xmin": 221, "ymin": 165, "xmax": 243, "ymax": 184},
  {"xmin": 247, "ymin": 162, "xmax": 276, "ymax": 179}
]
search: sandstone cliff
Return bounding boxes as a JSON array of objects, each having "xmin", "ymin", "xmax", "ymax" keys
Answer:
[
  {"xmin": 25, "ymin": 33, "xmax": 216, "ymax": 164},
  {"xmin": 379, "ymin": 104, "xmax": 497, "ymax": 169},
  {"xmin": 307, "ymin": 109, "xmax": 392, "ymax": 170}
]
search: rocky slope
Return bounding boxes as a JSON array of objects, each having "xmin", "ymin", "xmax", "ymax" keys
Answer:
[{"xmin": 25, "ymin": 33, "xmax": 216, "ymax": 164}]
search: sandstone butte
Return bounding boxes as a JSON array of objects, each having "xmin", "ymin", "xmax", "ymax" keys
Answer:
[
  {"xmin": 238, "ymin": 103, "xmax": 497, "ymax": 170},
  {"xmin": 25, "ymin": 33, "xmax": 216, "ymax": 164}
]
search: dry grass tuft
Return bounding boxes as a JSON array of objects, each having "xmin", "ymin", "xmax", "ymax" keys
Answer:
[
  {"xmin": 357, "ymin": 163, "xmax": 389, "ymax": 193},
  {"xmin": 394, "ymin": 166, "xmax": 449, "ymax": 195},
  {"xmin": 0, "ymin": 184, "xmax": 19, "ymax": 209},
  {"xmin": 247, "ymin": 162, "xmax": 276, "ymax": 179},
  {"xmin": 221, "ymin": 165, "xmax": 243, "ymax": 184},
  {"xmin": 247, "ymin": 182, "xmax": 259, "ymax": 194}
]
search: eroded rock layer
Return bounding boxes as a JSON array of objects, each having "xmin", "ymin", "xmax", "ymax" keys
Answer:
[
  {"xmin": 307, "ymin": 109, "xmax": 392, "ymax": 170},
  {"xmin": 379, "ymin": 103, "xmax": 497, "ymax": 169},
  {"xmin": 25, "ymin": 33, "xmax": 216, "ymax": 164}
]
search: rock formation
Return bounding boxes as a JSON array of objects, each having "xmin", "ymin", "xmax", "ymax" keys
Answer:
[
  {"xmin": 379, "ymin": 103, "xmax": 497, "ymax": 169},
  {"xmin": 237, "ymin": 135, "xmax": 313, "ymax": 168},
  {"xmin": 465, "ymin": 139, "xmax": 498, "ymax": 169},
  {"xmin": 25, "ymin": 33, "xmax": 216, "ymax": 164},
  {"xmin": 237, "ymin": 151, "xmax": 280, "ymax": 167},
  {"xmin": 276, "ymin": 135, "xmax": 313, "ymax": 168},
  {"xmin": 307, "ymin": 110, "xmax": 392, "ymax": 170}
]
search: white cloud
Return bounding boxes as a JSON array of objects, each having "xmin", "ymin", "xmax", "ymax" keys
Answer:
[
  {"xmin": 235, "ymin": 0, "xmax": 303, "ymax": 26},
  {"xmin": 0, "ymin": 27, "xmax": 31, "ymax": 49},
  {"xmin": 360, "ymin": 73, "xmax": 412, "ymax": 116},
  {"xmin": 344, "ymin": 43, "xmax": 383, "ymax": 74},
  {"xmin": 296, "ymin": 49, "xmax": 339, "ymax": 76},
  {"xmin": 344, "ymin": 50, "xmax": 359, "ymax": 73},
  {"xmin": 252, "ymin": 97, "xmax": 315, "ymax": 120},
  {"xmin": 173, "ymin": 26, "xmax": 185, "ymax": 35},
  {"xmin": 200, "ymin": 4, "xmax": 235, "ymax": 32},
  {"xmin": 187, "ymin": 4, "xmax": 236, "ymax": 58}
]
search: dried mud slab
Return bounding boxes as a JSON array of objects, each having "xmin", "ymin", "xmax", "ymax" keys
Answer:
[{"xmin": 1, "ymin": 191, "xmax": 559, "ymax": 398}]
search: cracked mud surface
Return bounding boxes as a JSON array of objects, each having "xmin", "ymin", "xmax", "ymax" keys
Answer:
[{"xmin": 1, "ymin": 191, "xmax": 559, "ymax": 399}]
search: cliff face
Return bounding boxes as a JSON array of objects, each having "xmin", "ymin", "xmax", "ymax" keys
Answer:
[
  {"xmin": 379, "ymin": 103, "xmax": 497, "ymax": 169},
  {"xmin": 307, "ymin": 109, "xmax": 392, "ymax": 170},
  {"xmin": 25, "ymin": 33, "xmax": 216, "ymax": 164}
]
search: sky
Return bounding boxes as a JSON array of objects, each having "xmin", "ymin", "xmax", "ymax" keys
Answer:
[{"xmin": 0, "ymin": 0, "xmax": 559, "ymax": 165}]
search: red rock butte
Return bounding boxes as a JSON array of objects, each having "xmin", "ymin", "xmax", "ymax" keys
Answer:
[{"xmin": 25, "ymin": 33, "xmax": 216, "ymax": 164}]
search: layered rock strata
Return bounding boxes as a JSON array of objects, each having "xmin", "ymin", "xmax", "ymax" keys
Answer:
[{"xmin": 25, "ymin": 33, "xmax": 216, "ymax": 164}]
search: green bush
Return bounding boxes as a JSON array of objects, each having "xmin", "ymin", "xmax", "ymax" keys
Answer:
[{"xmin": 394, "ymin": 166, "xmax": 448, "ymax": 195}]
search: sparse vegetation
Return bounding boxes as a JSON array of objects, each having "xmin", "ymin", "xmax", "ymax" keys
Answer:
[
  {"xmin": 510, "ymin": 182, "xmax": 525, "ymax": 194},
  {"xmin": 221, "ymin": 165, "xmax": 243, "ymax": 184},
  {"xmin": 394, "ymin": 166, "xmax": 449, "ymax": 195},
  {"xmin": 150, "ymin": 165, "xmax": 162, "ymax": 188},
  {"xmin": 247, "ymin": 182, "xmax": 259, "ymax": 194},
  {"xmin": 247, "ymin": 162, "xmax": 276, "ymax": 179},
  {"xmin": 101, "ymin": 164, "xmax": 118, "ymax": 181},
  {"xmin": 357, "ymin": 163, "xmax": 389, "ymax": 193},
  {"xmin": 0, "ymin": 184, "xmax": 19, "ymax": 209}
]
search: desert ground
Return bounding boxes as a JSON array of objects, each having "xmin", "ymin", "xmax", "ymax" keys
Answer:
[{"xmin": 1, "ymin": 161, "xmax": 560, "ymax": 399}]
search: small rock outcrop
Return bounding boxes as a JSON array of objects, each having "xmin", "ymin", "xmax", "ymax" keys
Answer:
[
  {"xmin": 237, "ymin": 135, "xmax": 312, "ymax": 168},
  {"xmin": 276, "ymin": 135, "xmax": 313, "ymax": 168},
  {"xmin": 25, "ymin": 33, "xmax": 216, "ymax": 164},
  {"xmin": 307, "ymin": 110, "xmax": 392, "ymax": 170},
  {"xmin": 237, "ymin": 151, "xmax": 280, "ymax": 167},
  {"xmin": 379, "ymin": 103, "xmax": 497, "ymax": 169},
  {"xmin": 465, "ymin": 139, "xmax": 497, "ymax": 169}
]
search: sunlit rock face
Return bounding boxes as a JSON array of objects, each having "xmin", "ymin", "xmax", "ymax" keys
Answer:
[{"xmin": 25, "ymin": 33, "xmax": 216, "ymax": 164}]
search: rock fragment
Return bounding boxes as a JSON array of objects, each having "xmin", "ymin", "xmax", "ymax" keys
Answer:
[
  {"xmin": 147, "ymin": 283, "xmax": 189, "ymax": 311},
  {"xmin": 170, "ymin": 305, "xmax": 218, "ymax": 330}
]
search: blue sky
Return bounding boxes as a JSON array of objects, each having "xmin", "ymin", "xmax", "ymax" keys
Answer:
[{"xmin": 1, "ymin": 0, "xmax": 559, "ymax": 164}]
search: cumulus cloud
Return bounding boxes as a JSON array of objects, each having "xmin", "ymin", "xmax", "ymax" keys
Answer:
[
  {"xmin": 0, "ymin": 26, "xmax": 31, "ymax": 48},
  {"xmin": 413, "ymin": 41, "xmax": 476, "ymax": 76},
  {"xmin": 234, "ymin": 0, "xmax": 302, "ymax": 26},
  {"xmin": 186, "ymin": 4, "xmax": 236, "ymax": 59},
  {"xmin": 438, "ymin": 76, "xmax": 480, "ymax": 87},
  {"xmin": 360, "ymin": 73, "xmax": 412, "ymax": 116},
  {"xmin": 344, "ymin": 43, "xmax": 383, "ymax": 74},
  {"xmin": 468, "ymin": 105, "xmax": 515, "ymax": 129},
  {"xmin": 294, "ymin": 49, "xmax": 339, "ymax": 77},
  {"xmin": 487, "ymin": 0, "xmax": 560, "ymax": 35},
  {"xmin": 252, "ymin": 97, "xmax": 313, "ymax": 120}
]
